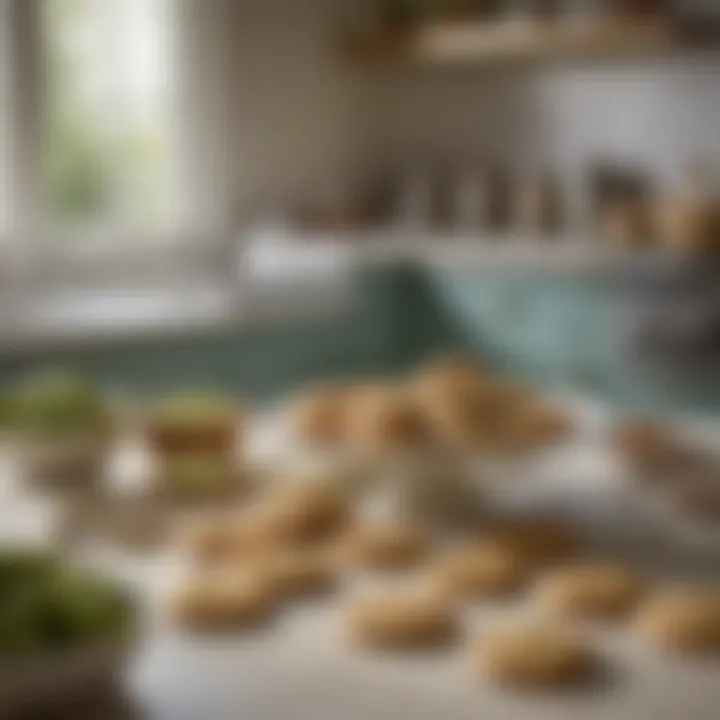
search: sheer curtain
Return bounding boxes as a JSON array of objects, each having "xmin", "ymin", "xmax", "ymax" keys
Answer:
[
  {"xmin": 0, "ymin": 0, "xmax": 14, "ymax": 240},
  {"xmin": 41, "ymin": 0, "xmax": 179, "ymax": 232}
]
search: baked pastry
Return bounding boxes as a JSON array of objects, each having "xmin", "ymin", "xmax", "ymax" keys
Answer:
[
  {"xmin": 339, "ymin": 522, "xmax": 430, "ymax": 571},
  {"xmin": 257, "ymin": 481, "xmax": 350, "ymax": 546},
  {"xmin": 473, "ymin": 626, "xmax": 598, "ymax": 689},
  {"xmin": 611, "ymin": 420, "xmax": 681, "ymax": 474},
  {"xmin": 346, "ymin": 386, "xmax": 432, "ymax": 457},
  {"xmin": 506, "ymin": 401, "xmax": 573, "ymax": 450},
  {"xmin": 345, "ymin": 592, "xmax": 457, "ymax": 651},
  {"xmin": 416, "ymin": 373, "xmax": 535, "ymax": 454},
  {"xmin": 534, "ymin": 562, "xmax": 643, "ymax": 620},
  {"xmin": 411, "ymin": 358, "xmax": 487, "ymax": 408},
  {"xmin": 178, "ymin": 510, "xmax": 271, "ymax": 562},
  {"xmin": 481, "ymin": 520, "xmax": 581, "ymax": 567},
  {"xmin": 170, "ymin": 568, "xmax": 277, "ymax": 631},
  {"xmin": 635, "ymin": 587, "xmax": 720, "ymax": 654},
  {"xmin": 430, "ymin": 543, "xmax": 528, "ymax": 602},
  {"xmin": 288, "ymin": 385, "xmax": 356, "ymax": 447},
  {"xmin": 260, "ymin": 548, "xmax": 337, "ymax": 599},
  {"xmin": 179, "ymin": 516, "xmax": 246, "ymax": 562},
  {"xmin": 669, "ymin": 473, "xmax": 720, "ymax": 522}
]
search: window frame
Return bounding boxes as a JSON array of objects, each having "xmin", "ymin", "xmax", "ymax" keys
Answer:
[
  {"xmin": 1, "ymin": 0, "xmax": 205, "ymax": 264},
  {"xmin": 0, "ymin": 0, "xmax": 246, "ymax": 348}
]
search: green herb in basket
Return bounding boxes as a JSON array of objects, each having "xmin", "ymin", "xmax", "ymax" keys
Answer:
[
  {"xmin": 0, "ymin": 549, "xmax": 135, "ymax": 659},
  {"xmin": 13, "ymin": 370, "xmax": 112, "ymax": 439}
]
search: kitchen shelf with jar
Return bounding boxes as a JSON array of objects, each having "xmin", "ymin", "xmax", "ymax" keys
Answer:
[
  {"xmin": 347, "ymin": 14, "xmax": 719, "ymax": 69},
  {"xmin": 275, "ymin": 228, "xmax": 670, "ymax": 275}
]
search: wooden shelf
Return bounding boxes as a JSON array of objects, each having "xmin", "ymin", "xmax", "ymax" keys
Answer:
[{"xmin": 350, "ymin": 17, "xmax": 718, "ymax": 68}]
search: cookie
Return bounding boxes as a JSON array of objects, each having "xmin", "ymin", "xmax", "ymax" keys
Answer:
[
  {"xmin": 289, "ymin": 386, "xmax": 353, "ymax": 447},
  {"xmin": 411, "ymin": 358, "xmax": 486, "ymax": 408},
  {"xmin": 259, "ymin": 482, "xmax": 349, "ymax": 546},
  {"xmin": 481, "ymin": 520, "xmax": 580, "ymax": 567},
  {"xmin": 346, "ymin": 387, "xmax": 432, "ymax": 456},
  {"xmin": 261, "ymin": 548, "xmax": 337, "ymax": 599},
  {"xmin": 419, "ymin": 393, "xmax": 492, "ymax": 453},
  {"xmin": 507, "ymin": 401, "xmax": 573, "ymax": 450},
  {"xmin": 178, "ymin": 507, "xmax": 275, "ymax": 562},
  {"xmin": 534, "ymin": 563, "xmax": 643, "ymax": 620},
  {"xmin": 474, "ymin": 627, "xmax": 598, "ymax": 689},
  {"xmin": 430, "ymin": 543, "xmax": 528, "ymax": 602},
  {"xmin": 611, "ymin": 420, "xmax": 680, "ymax": 473},
  {"xmin": 346, "ymin": 592, "xmax": 457, "ymax": 651},
  {"xmin": 415, "ymin": 372, "xmax": 537, "ymax": 454},
  {"xmin": 178, "ymin": 516, "xmax": 247, "ymax": 562},
  {"xmin": 339, "ymin": 522, "xmax": 431, "ymax": 571},
  {"xmin": 635, "ymin": 587, "xmax": 720, "ymax": 654},
  {"xmin": 667, "ymin": 471, "xmax": 720, "ymax": 521},
  {"xmin": 170, "ymin": 568, "xmax": 276, "ymax": 631}
]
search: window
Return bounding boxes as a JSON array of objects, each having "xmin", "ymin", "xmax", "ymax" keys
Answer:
[
  {"xmin": 0, "ymin": 0, "xmax": 13, "ymax": 237},
  {"xmin": 0, "ymin": 0, "xmax": 181, "ymax": 238},
  {"xmin": 0, "ymin": 0, "xmax": 238, "ymax": 344},
  {"xmin": 41, "ymin": 0, "xmax": 179, "ymax": 231}
]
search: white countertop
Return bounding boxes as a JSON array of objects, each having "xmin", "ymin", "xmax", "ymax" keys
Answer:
[{"xmin": 2, "ymin": 400, "xmax": 720, "ymax": 720}]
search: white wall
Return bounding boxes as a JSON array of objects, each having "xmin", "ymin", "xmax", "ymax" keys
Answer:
[
  {"xmin": 182, "ymin": 1, "xmax": 720, "ymax": 231},
  {"xmin": 374, "ymin": 54, "xmax": 720, "ymax": 227},
  {"xmin": 182, "ymin": 0, "xmax": 376, "ymax": 230}
]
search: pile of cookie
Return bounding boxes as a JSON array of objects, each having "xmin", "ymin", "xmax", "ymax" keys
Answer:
[
  {"xmin": 169, "ymin": 478, "xmax": 720, "ymax": 691},
  {"xmin": 287, "ymin": 358, "xmax": 573, "ymax": 458}
]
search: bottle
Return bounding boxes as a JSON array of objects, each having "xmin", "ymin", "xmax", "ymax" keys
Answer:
[
  {"xmin": 453, "ymin": 168, "xmax": 495, "ymax": 232},
  {"xmin": 516, "ymin": 169, "xmax": 562, "ymax": 236},
  {"xmin": 659, "ymin": 162, "xmax": 720, "ymax": 255}
]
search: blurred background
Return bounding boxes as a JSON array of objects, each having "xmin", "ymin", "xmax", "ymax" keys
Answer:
[
  {"xmin": 3, "ymin": 3, "xmax": 720, "ymax": 719},
  {"xmin": 1, "ymin": 0, "xmax": 720, "ymax": 411}
]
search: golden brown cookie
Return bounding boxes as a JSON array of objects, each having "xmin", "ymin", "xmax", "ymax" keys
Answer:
[
  {"xmin": 345, "ymin": 592, "xmax": 457, "ymax": 651},
  {"xmin": 481, "ymin": 520, "xmax": 581, "ymax": 567},
  {"xmin": 345, "ymin": 386, "xmax": 433, "ymax": 456},
  {"xmin": 258, "ymin": 481, "xmax": 350, "ymax": 546},
  {"xmin": 177, "ymin": 516, "xmax": 246, "ymax": 563},
  {"xmin": 418, "ymin": 392, "xmax": 492, "ymax": 453},
  {"xmin": 411, "ymin": 358, "xmax": 487, "ymax": 409},
  {"xmin": 507, "ymin": 401, "xmax": 574, "ymax": 450},
  {"xmin": 413, "ymin": 369, "xmax": 539, "ymax": 454},
  {"xmin": 474, "ymin": 626, "xmax": 598, "ymax": 689},
  {"xmin": 534, "ymin": 562, "xmax": 643, "ymax": 620},
  {"xmin": 339, "ymin": 522, "xmax": 431, "ymax": 571},
  {"xmin": 260, "ymin": 548, "xmax": 338, "ymax": 599},
  {"xmin": 635, "ymin": 587, "xmax": 720, "ymax": 654},
  {"xmin": 170, "ymin": 568, "xmax": 277, "ymax": 632},
  {"xmin": 178, "ymin": 505, "xmax": 284, "ymax": 562},
  {"xmin": 430, "ymin": 543, "xmax": 528, "ymax": 602},
  {"xmin": 289, "ymin": 385, "xmax": 353, "ymax": 447},
  {"xmin": 610, "ymin": 420, "xmax": 680, "ymax": 473}
]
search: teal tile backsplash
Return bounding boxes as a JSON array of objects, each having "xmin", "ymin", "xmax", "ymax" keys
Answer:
[
  {"xmin": 423, "ymin": 266, "xmax": 720, "ymax": 416},
  {"xmin": 0, "ymin": 268, "xmax": 458, "ymax": 401},
  {"xmin": 0, "ymin": 262, "xmax": 718, "ymax": 416}
]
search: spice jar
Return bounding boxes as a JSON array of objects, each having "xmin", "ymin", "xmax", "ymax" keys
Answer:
[{"xmin": 516, "ymin": 169, "xmax": 562, "ymax": 236}]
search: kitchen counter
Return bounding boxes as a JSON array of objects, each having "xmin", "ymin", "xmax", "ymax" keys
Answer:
[{"xmin": 2, "ymin": 400, "xmax": 720, "ymax": 720}]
